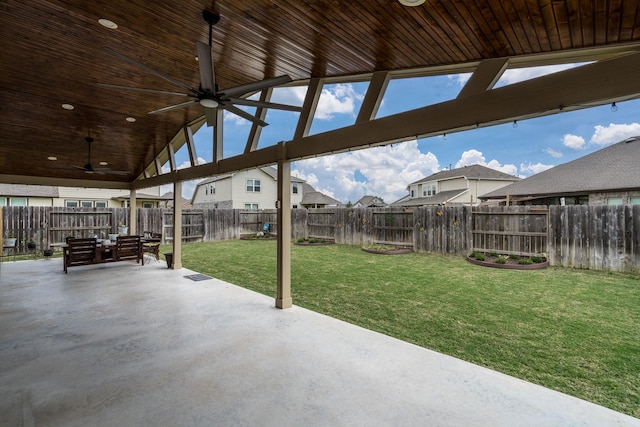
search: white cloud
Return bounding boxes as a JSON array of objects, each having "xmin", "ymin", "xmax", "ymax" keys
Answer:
[
  {"xmin": 448, "ymin": 73, "xmax": 472, "ymax": 87},
  {"xmin": 562, "ymin": 134, "xmax": 586, "ymax": 150},
  {"xmin": 455, "ymin": 149, "xmax": 518, "ymax": 176},
  {"xmin": 590, "ymin": 123, "xmax": 640, "ymax": 146},
  {"xmin": 544, "ymin": 148, "xmax": 562, "ymax": 158},
  {"xmin": 292, "ymin": 139, "xmax": 439, "ymax": 204},
  {"xmin": 497, "ymin": 63, "xmax": 584, "ymax": 86},
  {"xmin": 520, "ymin": 162, "xmax": 554, "ymax": 175},
  {"xmin": 314, "ymin": 83, "xmax": 364, "ymax": 120},
  {"xmin": 160, "ymin": 157, "xmax": 207, "ymax": 199}
]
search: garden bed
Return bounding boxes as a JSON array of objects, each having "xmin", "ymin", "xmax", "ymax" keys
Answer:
[
  {"xmin": 467, "ymin": 252, "xmax": 548, "ymax": 270},
  {"xmin": 361, "ymin": 244, "xmax": 413, "ymax": 255},
  {"xmin": 295, "ymin": 237, "xmax": 335, "ymax": 246},
  {"xmin": 240, "ymin": 233, "xmax": 277, "ymax": 241}
]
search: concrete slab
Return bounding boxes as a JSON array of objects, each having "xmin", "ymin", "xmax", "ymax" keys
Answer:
[{"xmin": 1, "ymin": 258, "xmax": 638, "ymax": 426}]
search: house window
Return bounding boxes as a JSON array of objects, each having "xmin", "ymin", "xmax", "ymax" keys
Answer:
[
  {"xmin": 411, "ymin": 190, "xmax": 415, "ymax": 197},
  {"xmin": 246, "ymin": 179, "xmax": 261, "ymax": 192},
  {"xmin": 0, "ymin": 198, "xmax": 6, "ymax": 206},
  {"xmin": 142, "ymin": 202, "xmax": 154, "ymax": 208},
  {"xmin": 293, "ymin": 204, "xmax": 298, "ymax": 209},
  {"xmin": 95, "ymin": 201, "xmax": 108, "ymax": 208},
  {"xmin": 427, "ymin": 184, "xmax": 436, "ymax": 196},
  {"xmin": 210, "ymin": 183, "xmax": 215, "ymax": 194},
  {"xmin": 606, "ymin": 197, "xmax": 623, "ymax": 205},
  {"xmin": 292, "ymin": 183, "xmax": 298, "ymax": 194},
  {"xmin": 65, "ymin": 200, "xmax": 79, "ymax": 208},
  {"xmin": 80, "ymin": 200, "xmax": 93, "ymax": 208},
  {"xmin": 244, "ymin": 203, "xmax": 259, "ymax": 210},
  {"xmin": 9, "ymin": 197, "xmax": 27, "ymax": 206},
  {"xmin": 630, "ymin": 197, "xmax": 640, "ymax": 205}
]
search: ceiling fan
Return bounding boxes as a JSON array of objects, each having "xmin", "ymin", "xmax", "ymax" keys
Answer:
[
  {"xmin": 99, "ymin": 10, "xmax": 302, "ymax": 127},
  {"xmin": 71, "ymin": 136, "xmax": 128, "ymax": 175}
]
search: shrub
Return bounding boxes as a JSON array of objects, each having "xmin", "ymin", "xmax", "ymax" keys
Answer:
[
  {"xmin": 308, "ymin": 238, "xmax": 318, "ymax": 244},
  {"xmin": 297, "ymin": 237, "xmax": 306, "ymax": 243},
  {"xmin": 474, "ymin": 253, "xmax": 486, "ymax": 261},
  {"xmin": 489, "ymin": 251, "xmax": 499, "ymax": 257},
  {"xmin": 531, "ymin": 256, "xmax": 545, "ymax": 263},
  {"xmin": 508, "ymin": 254, "xmax": 520, "ymax": 260},
  {"xmin": 518, "ymin": 258, "xmax": 533, "ymax": 265},
  {"xmin": 495, "ymin": 257, "xmax": 506, "ymax": 264}
]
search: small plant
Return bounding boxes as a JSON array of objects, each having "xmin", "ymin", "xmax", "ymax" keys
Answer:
[
  {"xmin": 308, "ymin": 238, "xmax": 318, "ymax": 243},
  {"xmin": 531, "ymin": 256, "xmax": 545, "ymax": 263},
  {"xmin": 495, "ymin": 257, "xmax": 507, "ymax": 264},
  {"xmin": 473, "ymin": 253, "xmax": 485, "ymax": 261},
  {"xmin": 489, "ymin": 251, "xmax": 499, "ymax": 257},
  {"xmin": 508, "ymin": 254, "xmax": 520, "ymax": 260},
  {"xmin": 518, "ymin": 258, "xmax": 533, "ymax": 265},
  {"xmin": 297, "ymin": 237, "xmax": 306, "ymax": 243}
]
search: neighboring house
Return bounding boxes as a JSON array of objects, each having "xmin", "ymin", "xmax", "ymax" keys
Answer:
[
  {"xmin": 392, "ymin": 164, "xmax": 520, "ymax": 207},
  {"xmin": 300, "ymin": 183, "xmax": 342, "ymax": 208},
  {"xmin": 0, "ymin": 184, "xmax": 59, "ymax": 206},
  {"xmin": 353, "ymin": 195, "xmax": 386, "ymax": 207},
  {"xmin": 159, "ymin": 192, "xmax": 192, "ymax": 209},
  {"xmin": 480, "ymin": 136, "xmax": 640, "ymax": 206},
  {"xmin": 0, "ymin": 184, "xmax": 164, "ymax": 208},
  {"xmin": 191, "ymin": 167, "xmax": 307, "ymax": 209}
]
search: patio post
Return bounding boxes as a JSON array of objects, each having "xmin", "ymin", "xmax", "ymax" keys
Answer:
[
  {"xmin": 172, "ymin": 181, "xmax": 183, "ymax": 269},
  {"xmin": 129, "ymin": 189, "xmax": 137, "ymax": 235},
  {"xmin": 276, "ymin": 150, "xmax": 292, "ymax": 309}
]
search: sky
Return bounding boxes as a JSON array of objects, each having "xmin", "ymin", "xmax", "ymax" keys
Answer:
[{"xmin": 166, "ymin": 63, "xmax": 640, "ymax": 205}]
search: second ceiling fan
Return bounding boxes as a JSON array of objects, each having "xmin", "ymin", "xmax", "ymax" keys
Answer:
[{"xmin": 100, "ymin": 10, "xmax": 301, "ymax": 127}]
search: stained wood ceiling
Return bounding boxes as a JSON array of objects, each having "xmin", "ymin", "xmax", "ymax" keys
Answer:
[{"xmin": 1, "ymin": 0, "xmax": 640, "ymax": 186}]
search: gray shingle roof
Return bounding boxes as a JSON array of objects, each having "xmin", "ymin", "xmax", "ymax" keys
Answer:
[
  {"xmin": 410, "ymin": 164, "xmax": 520, "ymax": 185},
  {"xmin": 481, "ymin": 136, "xmax": 640, "ymax": 199},
  {"xmin": 392, "ymin": 189, "xmax": 468, "ymax": 206},
  {"xmin": 0, "ymin": 184, "xmax": 58, "ymax": 198},
  {"xmin": 300, "ymin": 183, "xmax": 341, "ymax": 206}
]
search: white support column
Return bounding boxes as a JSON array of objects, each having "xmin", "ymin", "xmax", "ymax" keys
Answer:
[
  {"xmin": 129, "ymin": 188, "xmax": 137, "ymax": 235},
  {"xmin": 172, "ymin": 181, "xmax": 183, "ymax": 269},
  {"xmin": 276, "ymin": 142, "xmax": 292, "ymax": 309}
]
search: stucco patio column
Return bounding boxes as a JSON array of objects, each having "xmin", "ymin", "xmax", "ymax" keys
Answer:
[
  {"xmin": 276, "ymin": 153, "xmax": 292, "ymax": 309},
  {"xmin": 172, "ymin": 181, "xmax": 182, "ymax": 269}
]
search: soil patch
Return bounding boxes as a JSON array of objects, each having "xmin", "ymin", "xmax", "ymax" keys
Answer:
[{"xmin": 467, "ymin": 253, "xmax": 548, "ymax": 270}]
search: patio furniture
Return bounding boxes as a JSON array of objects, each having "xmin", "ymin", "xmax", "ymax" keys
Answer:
[
  {"xmin": 63, "ymin": 236, "xmax": 144, "ymax": 273},
  {"xmin": 2, "ymin": 238, "xmax": 18, "ymax": 262},
  {"xmin": 142, "ymin": 232, "xmax": 162, "ymax": 262}
]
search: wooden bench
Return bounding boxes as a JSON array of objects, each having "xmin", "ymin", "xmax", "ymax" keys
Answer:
[{"xmin": 64, "ymin": 236, "xmax": 144, "ymax": 273}]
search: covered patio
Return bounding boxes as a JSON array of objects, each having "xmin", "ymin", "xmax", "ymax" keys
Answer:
[{"xmin": 1, "ymin": 259, "xmax": 638, "ymax": 426}]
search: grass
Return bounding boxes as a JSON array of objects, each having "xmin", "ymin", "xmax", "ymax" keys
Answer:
[{"xmin": 169, "ymin": 241, "xmax": 640, "ymax": 416}]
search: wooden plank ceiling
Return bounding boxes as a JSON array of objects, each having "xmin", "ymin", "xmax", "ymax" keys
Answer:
[{"xmin": 1, "ymin": 0, "xmax": 639, "ymax": 186}]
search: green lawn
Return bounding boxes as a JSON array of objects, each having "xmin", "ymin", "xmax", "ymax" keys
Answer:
[{"xmin": 169, "ymin": 240, "xmax": 640, "ymax": 417}]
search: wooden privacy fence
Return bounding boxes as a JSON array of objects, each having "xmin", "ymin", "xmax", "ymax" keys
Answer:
[
  {"xmin": 2, "ymin": 205, "xmax": 639, "ymax": 273},
  {"xmin": 472, "ymin": 206, "xmax": 549, "ymax": 256}
]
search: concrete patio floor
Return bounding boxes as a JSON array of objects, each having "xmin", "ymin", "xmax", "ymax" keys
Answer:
[{"xmin": 1, "ymin": 258, "xmax": 638, "ymax": 427}]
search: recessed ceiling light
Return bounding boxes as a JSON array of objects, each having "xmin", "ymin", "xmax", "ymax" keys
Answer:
[
  {"xmin": 47, "ymin": 156, "xmax": 58, "ymax": 161},
  {"xmin": 98, "ymin": 18, "xmax": 118, "ymax": 29},
  {"xmin": 61, "ymin": 103, "xmax": 74, "ymax": 110},
  {"xmin": 99, "ymin": 161, "xmax": 109, "ymax": 166},
  {"xmin": 399, "ymin": 0, "xmax": 426, "ymax": 6},
  {"xmin": 125, "ymin": 116, "xmax": 136, "ymax": 122}
]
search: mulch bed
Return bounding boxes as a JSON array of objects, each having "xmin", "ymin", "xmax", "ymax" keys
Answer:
[
  {"xmin": 295, "ymin": 239, "xmax": 335, "ymax": 246},
  {"xmin": 361, "ymin": 247, "xmax": 413, "ymax": 255},
  {"xmin": 466, "ymin": 254, "xmax": 548, "ymax": 270},
  {"xmin": 240, "ymin": 234, "xmax": 277, "ymax": 241}
]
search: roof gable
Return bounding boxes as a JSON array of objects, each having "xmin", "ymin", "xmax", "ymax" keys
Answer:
[{"xmin": 410, "ymin": 165, "xmax": 520, "ymax": 185}]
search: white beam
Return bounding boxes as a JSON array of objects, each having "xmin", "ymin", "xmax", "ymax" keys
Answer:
[
  {"xmin": 293, "ymin": 78, "xmax": 322, "ymax": 139},
  {"xmin": 457, "ymin": 58, "xmax": 509, "ymax": 98},
  {"xmin": 244, "ymin": 89, "xmax": 271, "ymax": 153},
  {"xmin": 356, "ymin": 71, "xmax": 390, "ymax": 123},
  {"xmin": 275, "ymin": 142, "xmax": 292, "ymax": 309},
  {"xmin": 129, "ymin": 189, "xmax": 137, "ymax": 235},
  {"xmin": 184, "ymin": 126, "xmax": 197, "ymax": 166},
  {"xmin": 172, "ymin": 181, "xmax": 182, "ymax": 269}
]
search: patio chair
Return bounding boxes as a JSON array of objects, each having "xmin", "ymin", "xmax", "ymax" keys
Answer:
[
  {"xmin": 114, "ymin": 235, "xmax": 144, "ymax": 265},
  {"xmin": 64, "ymin": 238, "xmax": 98, "ymax": 273},
  {"xmin": 142, "ymin": 232, "xmax": 161, "ymax": 262}
]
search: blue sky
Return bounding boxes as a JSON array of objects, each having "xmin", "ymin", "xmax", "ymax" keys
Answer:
[{"xmin": 169, "ymin": 64, "xmax": 640, "ymax": 204}]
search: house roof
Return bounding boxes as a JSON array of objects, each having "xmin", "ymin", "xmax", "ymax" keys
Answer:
[
  {"xmin": 112, "ymin": 192, "xmax": 171, "ymax": 201},
  {"xmin": 300, "ymin": 183, "xmax": 341, "ymax": 206},
  {"xmin": 196, "ymin": 167, "xmax": 306, "ymax": 186},
  {"xmin": 392, "ymin": 189, "xmax": 468, "ymax": 206},
  {"xmin": 410, "ymin": 164, "xmax": 520, "ymax": 186},
  {"xmin": 0, "ymin": 184, "xmax": 59, "ymax": 198},
  {"xmin": 354, "ymin": 195, "xmax": 386, "ymax": 207},
  {"xmin": 481, "ymin": 136, "xmax": 640, "ymax": 199}
]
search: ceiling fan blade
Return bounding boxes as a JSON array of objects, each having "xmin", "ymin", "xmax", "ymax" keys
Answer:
[
  {"xmin": 221, "ymin": 75, "xmax": 293, "ymax": 98},
  {"xmin": 103, "ymin": 47, "xmax": 199, "ymax": 95},
  {"xmin": 228, "ymin": 98, "xmax": 302, "ymax": 112},
  {"xmin": 97, "ymin": 83, "xmax": 188, "ymax": 97},
  {"xmin": 149, "ymin": 100, "xmax": 200, "ymax": 115},
  {"xmin": 204, "ymin": 107, "xmax": 217, "ymax": 127},
  {"xmin": 196, "ymin": 41, "xmax": 215, "ymax": 93},
  {"xmin": 223, "ymin": 104, "xmax": 269, "ymax": 127}
]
